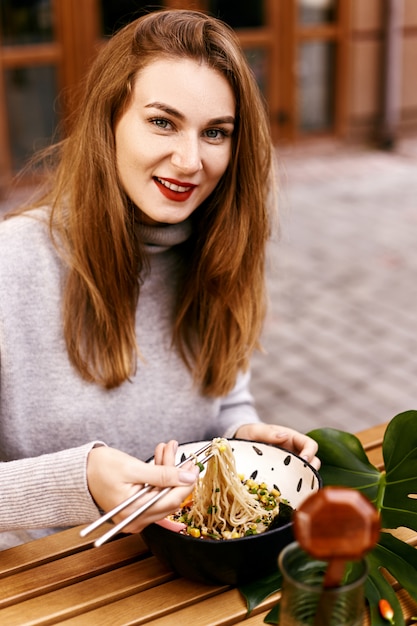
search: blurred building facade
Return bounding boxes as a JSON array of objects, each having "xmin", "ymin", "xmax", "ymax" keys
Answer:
[{"xmin": 0, "ymin": 0, "xmax": 416, "ymax": 189}]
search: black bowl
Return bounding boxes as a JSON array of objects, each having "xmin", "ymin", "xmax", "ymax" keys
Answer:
[{"xmin": 142, "ymin": 439, "xmax": 322, "ymax": 586}]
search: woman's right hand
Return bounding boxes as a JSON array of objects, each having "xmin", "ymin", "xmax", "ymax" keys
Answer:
[{"xmin": 86, "ymin": 440, "xmax": 198, "ymax": 533}]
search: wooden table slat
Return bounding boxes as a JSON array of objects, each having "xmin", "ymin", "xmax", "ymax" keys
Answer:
[
  {"xmin": 56, "ymin": 577, "xmax": 230, "ymax": 625},
  {"xmin": 0, "ymin": 524, "xmax": 147, "ymax": 578},
  {"xmin": 396, "ymin": 587, "xmax": 417, "ymax": 622},
  {"xmin": 355, "ymin": 423, "xmax": 386, "ymax": 450},
  {"xmin": 390, "ymin": 526, "xmax": 417, "ymax": 546},
  {"xmin": 142, "ymin": 588, "xmax": 281, "ymax": 626},
  {"xmin": 0, "ymin": 533, "xmax": 147, "ymax": 608},
  {"xmin": 0, "ymin": 558, "xmax": 175, "ymax": 626}
]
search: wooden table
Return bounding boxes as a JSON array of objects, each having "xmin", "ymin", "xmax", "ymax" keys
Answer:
[{"xmin": 1, "ymin": 423, "xmax": 416, "ymax": 625}]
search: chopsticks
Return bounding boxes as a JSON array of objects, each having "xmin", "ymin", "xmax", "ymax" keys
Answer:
[{"xmin": 80, "ymin": 441, "xmax": 214, "ymax": 547}]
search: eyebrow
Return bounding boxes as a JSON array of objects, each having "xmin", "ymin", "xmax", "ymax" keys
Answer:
[{"xmin": 145, "ymin": 101, "xmax": 235, "ymax": 126}]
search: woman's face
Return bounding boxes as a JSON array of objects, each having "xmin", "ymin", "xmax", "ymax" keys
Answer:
[{"xmin": 115, "ymin": 57, "xmax": 236, "ymax": 225}]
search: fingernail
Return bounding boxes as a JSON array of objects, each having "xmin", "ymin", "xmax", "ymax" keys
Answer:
[{"xmin": 179, "ymin": 471, "xmax": 197, "ymax": 484}]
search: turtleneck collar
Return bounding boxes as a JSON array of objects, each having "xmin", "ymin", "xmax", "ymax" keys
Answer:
[{"xmin": 137, "ymin": 218, "xmax": 193, "ymax": 253}]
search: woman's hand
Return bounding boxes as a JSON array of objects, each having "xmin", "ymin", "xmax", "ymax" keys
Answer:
[
  {"xmin": 234, "ymin": 423, "xmax": 321, "ymax": 470},
  {"xmin": 86, "ymin": 440, "xmax": 199, "ymax": 533}
]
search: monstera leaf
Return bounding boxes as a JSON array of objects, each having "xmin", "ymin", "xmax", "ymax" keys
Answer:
[
  {"xmin": 366, "ymin": 533, "xmax": 417, "ymax": 626},
  {"xmin": 307, "ymin": 425, "xmax": 381, "ymax": 504},
  {"xmin": 239, "ymin": 410, "xmax": 417, "ymax": 625},
  {"xmin": 311, "ymin": 411, "xmax": 417, "ymax": 532},
  {"xmin": 379, "ymin": 411, "xmax": 417, "ymax": 531}
]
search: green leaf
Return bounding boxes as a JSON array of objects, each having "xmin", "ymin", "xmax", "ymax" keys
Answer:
[
  {"xmin": 239, "ymin": 570, "xmax": 282, "ymax": 614},
  {"xmin": 264, "ymin": 603, "xmax": 279, "ymax": 624},
  {"xmin": 364, "ymin": 531, "xmax": 417, "ymax": 626},
  {"xmin": 309, "ymin": 413, "xmax": 417, "ymax": 531},
  {"xmin": 370, "ymin": 532, "xmax": 417, "ymax": 598},
  {"xmin": 382, "ymin": 411, "xmax": 417, "ymax": 531},
  {"xmin": 307, "ymin": 427, "xmax": 381, "ymax": 505},
  {"xmin": 238, "ymin": 411, "xmax": 417, "ymax": 625},
  {"xmin": 365, "ymin": 558, "xmax": 404, "ymax": 626}
]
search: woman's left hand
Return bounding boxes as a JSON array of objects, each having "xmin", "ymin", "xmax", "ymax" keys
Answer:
[{"xmin": 234, "ymin": 423, "xmax": 321, "ymax": 470}]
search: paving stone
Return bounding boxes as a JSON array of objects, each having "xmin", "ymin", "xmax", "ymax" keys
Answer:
[{"xmin": 251, "ymin": 138, "xmax": 417, "ymax": 434}]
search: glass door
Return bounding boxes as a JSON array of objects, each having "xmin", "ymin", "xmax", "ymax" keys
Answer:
[
  {"xmin": 0, "ymin": 0, "xmax": 100, "ymax": 190},
  {"xmin": 298, "ymin": 0, "xmax": 338, "ymax": 132},
  {"xmin": 277, "ymin": 0, "xmax": 350, "ymax": 142},
  {"xmin": 298, "ymin": 0, "xmax": 351, "ymax": 138},
  {"xmin": 0, "ymin": 0, "xmax": 60, "ymax": 185}
]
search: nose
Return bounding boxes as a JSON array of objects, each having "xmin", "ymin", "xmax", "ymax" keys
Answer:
[{"xmin": 171, "ymin": 133, "xmax": 203, "ymax": 174}]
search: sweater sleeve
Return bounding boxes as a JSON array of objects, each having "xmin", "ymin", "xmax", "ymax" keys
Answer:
[
  {"xmin": 0, "ymin": 442, "xmax": 105, "ymax": 531},
  {"xmin": 218, "ymin": 370, "xmax": 261, "ymax": 439}
]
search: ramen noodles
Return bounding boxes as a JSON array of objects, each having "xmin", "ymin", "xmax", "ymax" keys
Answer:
[{"xmin": 171, "ymin": 437, "xmax": 293, "ymax": 540}]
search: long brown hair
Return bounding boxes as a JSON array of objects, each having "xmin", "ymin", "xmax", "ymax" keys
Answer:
[{"xmin": 20, "ymin": 9, "xmax": 275, "ymax": 395}]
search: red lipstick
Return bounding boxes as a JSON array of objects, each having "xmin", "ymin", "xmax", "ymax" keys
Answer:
[{"xmin": 154, "ymin": 177, "xmax": 196, "ymax": 202}]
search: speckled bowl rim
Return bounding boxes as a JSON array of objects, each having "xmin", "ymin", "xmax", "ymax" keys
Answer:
[{"xmin": 146, "ymin": 438, "xmax": 322, "ymax": 543}]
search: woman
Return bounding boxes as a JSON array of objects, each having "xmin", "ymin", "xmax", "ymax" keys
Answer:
[{"xmin": 0, "ymin": 9, "xmax": 319, "ymax": 548}]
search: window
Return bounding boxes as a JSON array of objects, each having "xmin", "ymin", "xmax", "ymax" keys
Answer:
[{"xmin": 0, "ymin": 0, "xmax": 54, "ymax": 45}]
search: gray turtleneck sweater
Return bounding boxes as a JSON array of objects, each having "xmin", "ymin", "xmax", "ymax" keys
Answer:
[{"xmin": 0, "ymin": 209, "xmax": 259, "ymax": 548}]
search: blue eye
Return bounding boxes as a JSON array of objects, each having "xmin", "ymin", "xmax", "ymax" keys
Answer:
[
  {"xmin": 150, "ymin": 117, "xmax": 171, "ymax": 129},
  {"xmin": 206, "ymin": 129, "xmax": 220, "ymax": 138},
  {"xmin": 205, "ymin": 128, "xmax": 231, "ymax": 141}
]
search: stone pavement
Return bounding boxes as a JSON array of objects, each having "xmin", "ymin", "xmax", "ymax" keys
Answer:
[
  {"xmin": 1, "ymin": 138, "xmax": 417, "ymax": 437},
  {"xmin": 250, "ymin": 138, "xmax": 417, "ymax": 435}
]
